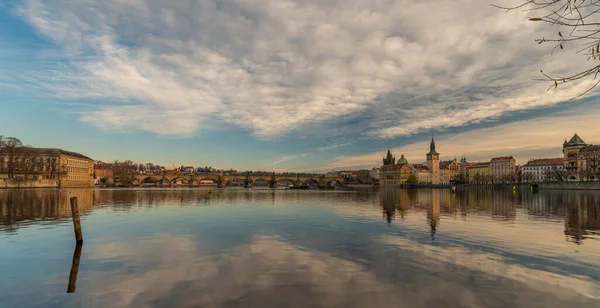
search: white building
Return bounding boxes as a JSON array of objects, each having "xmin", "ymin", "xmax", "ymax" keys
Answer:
[
  {"xmin": 369, "ymin": 167, "xmax": 380, "ymax": 180},
  {"xmin": 521, "ymin": 158, "xmax": 564, "ymax": 182}
]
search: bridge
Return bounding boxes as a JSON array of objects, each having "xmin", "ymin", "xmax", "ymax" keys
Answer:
[{"xmin": 123, "ymin": 173, "xmax": 347, "ymax": 188}]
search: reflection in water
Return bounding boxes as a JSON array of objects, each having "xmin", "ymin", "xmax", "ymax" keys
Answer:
[
  {"xmin": 378, "ymin": 188, "xmax": 600, "ymax": 244},
  {"xmin": 0, "ymin": 189, "xmax": 93, "ymax": 232},
  {"xmin": 1, "ymin": 188, "xmax": 599, "ymax": 307},
  {"xmin": 67, "ymin": 243, "xmax": 82, "ymax": 293}
]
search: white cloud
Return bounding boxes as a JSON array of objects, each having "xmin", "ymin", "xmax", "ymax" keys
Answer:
[
  {"xmin": 78, "ymin": 232, "xmax": 596, "ymax": 307},
  {"xmin": 15, "ymin": 0, "xmax": 597, "ymax": 138},
  {"xmin": 272, "ymin": 153, "xmax": 308, "ymax": 164},
  {"xmin": 380, "ymin": 234, "xmax": 600, "ymax": 300},
  {"xmin": 322, "ymin": 111, "xmax": 600, "ymax": 169},
  {"xmin": 317, "ymin": 142, "xmax": 352, "ymax": 151}
]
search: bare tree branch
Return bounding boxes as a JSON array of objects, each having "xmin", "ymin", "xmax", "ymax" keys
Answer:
[{"xmin": 494, "ymin": 0, "xmax": 600, "ymax": 96}]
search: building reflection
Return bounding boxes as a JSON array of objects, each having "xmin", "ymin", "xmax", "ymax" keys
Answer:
[
  {"xmin": 0, "ymin": 189, "xmax": 93, "ymax": 232},
  {"xmin": 2, "ymin": 188, "xmax": 599, "ymax": 246},
  {"xmin": 377, "ymin": 187, "xmax": 600, "ymax": 245},
  {"xmin": 563, "ymin": 193, "xmax": 600, "ymax": 245},
  {"xmin": 427, "ymin": 190, "xmax": 440, "ymax": 240}
]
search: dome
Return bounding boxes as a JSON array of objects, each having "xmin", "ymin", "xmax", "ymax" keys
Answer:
[{"xmin": 398, "ymin": 154, "xmax": 409, "ymax": 164}]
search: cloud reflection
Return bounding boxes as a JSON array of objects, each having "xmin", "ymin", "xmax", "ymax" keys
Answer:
[{"xmin": 75, "ymin": 231, "xmax": 599, "ymax": 308}]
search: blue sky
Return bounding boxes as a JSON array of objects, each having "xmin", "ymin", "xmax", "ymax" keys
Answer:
[{"xmin": 1, "ymin": 0, "xmax": 600, "ymax": 172}]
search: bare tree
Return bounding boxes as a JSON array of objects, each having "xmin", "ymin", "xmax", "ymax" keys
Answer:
[
  {"xmin": 545, "ymin": 166, "xmax": 568, "ymax": 181},
  {"xmin": 521, "ymin": 172, "xmax": 535, "ymax": 183},
  {"xmin": 0, "ymin": 137, "xmax": 23, "ymax": 178},
  {"xmin": 495, "ymin": 0, "xmax": 600, "ymax": 97},
  {"xmin": 111, "ymin": 160, "xmax": 137, "ymax": 185},
  {"xmin": 15, "ymin": 147, "xmax": 42, "ymax": 179}
]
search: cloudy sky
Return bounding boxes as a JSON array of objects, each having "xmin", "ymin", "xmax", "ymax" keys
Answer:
[{"xmin": 1, "ymin": 0, "xmax": 599, "ymax": 171}]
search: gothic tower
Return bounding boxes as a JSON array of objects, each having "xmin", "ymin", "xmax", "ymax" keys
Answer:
[
  {"xmin": 426, "ymin": 137, "xmax": 440, "ymax": 184},
  {"xmin": 383, "ymin": 149, "xmax": 396, "ymax": 165}
]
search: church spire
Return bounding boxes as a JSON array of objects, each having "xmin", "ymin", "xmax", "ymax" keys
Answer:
[{"xmin": 427, "ymin": 136, "xmax": 439, "ymax": 155}]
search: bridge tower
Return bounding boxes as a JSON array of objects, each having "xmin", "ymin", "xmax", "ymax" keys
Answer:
[
  {"xmin": 244, "ymin": 172, "xmax": 252, "ymax": 188},
  {"xmin": 269, "ymin": 172, "xmax": 276, "ymax": 188}
]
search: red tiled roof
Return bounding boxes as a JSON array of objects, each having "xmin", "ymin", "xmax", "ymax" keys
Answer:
[
  {"xmin": 472, "ymin": 162, "xmax": 490, "ymax": 168},
  {"xmin": 491, "ymin": 156, "xmax": 514, "ymax": 161},
  {"xmin": 381, "ymin": 164, "xmax": 408, "ymax": 170},
  {"xmin": 410, "ymin": 164, "xmax": 430, "ymax": 171},
  {"xmin": 523, "ymin": 158, "xmax": 563, "ymax": 166}
]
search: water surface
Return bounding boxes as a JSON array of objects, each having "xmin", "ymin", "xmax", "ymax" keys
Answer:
[{"xmin": 1, "ymin": 188, "xmax": 599, "ymax": 307}]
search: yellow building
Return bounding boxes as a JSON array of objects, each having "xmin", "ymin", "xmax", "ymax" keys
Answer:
[
  {"xmin": 380, "ymin": 163, "xmax": 412, "ymax": 186},
  {"xmin": 380, "ymin": 152, "xmax": 411, "ymax": 187},
  {"xmin": 0, "ymin": 148, "xmax": 94, "ymax": 188},
  {"xmin": 468, "ymin": 162, "xmax": 491, "ymax": 184},
  {"xmin": 440, "ymin": 160, "xmax": 460, "ymax": 184}
]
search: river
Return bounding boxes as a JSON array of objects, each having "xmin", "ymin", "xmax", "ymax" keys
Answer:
[{"xmin": 0, "ymin": 188, "xmax": 599, "ymax": 307}]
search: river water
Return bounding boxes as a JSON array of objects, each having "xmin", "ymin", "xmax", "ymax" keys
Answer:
[{"xmin": 0, "ymin": 188, "xmax": 599, "ymax": 308}]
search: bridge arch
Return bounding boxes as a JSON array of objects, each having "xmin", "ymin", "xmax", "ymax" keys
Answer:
[
  {"xmin": 302, "ymin": 179, "xmax": 321, "ymax": 188},
  {"xmin": 252, "ymin": 178, "xmax": 270, "ymax": 187},
  {"xmin": 327, "ymin": 179, "xmax": 344, "ymax": 187},
  {"xmin": 275, "ymin": 178, "xmax": 295, "ymax": 187},
  {"xmin": 198, "ymin": 178, "xmax": 217, "ymax": 186},
  {"xmin": 170, "ymin": 177, "xmax": 189, "ymax": 186},
  {"xmin": 140, "ymin": 177, "xmax": 159, "ymax": 186},
  {"xmin": 226, "ymin": 178, "xmax": 245, "ymax": 187}
]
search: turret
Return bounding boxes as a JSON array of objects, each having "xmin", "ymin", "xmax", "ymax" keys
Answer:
[{"xmin": 383, "ymin": 149, "xmax": 396, "ymax": 165}]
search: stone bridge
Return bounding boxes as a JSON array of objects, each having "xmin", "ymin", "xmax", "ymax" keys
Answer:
[{"xmin": 123, "ymin": 173, "xmax": 347, "ymax": 188}]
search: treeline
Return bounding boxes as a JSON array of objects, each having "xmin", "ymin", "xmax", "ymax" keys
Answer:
[
  {"xmin": 101, "ymin": 160, "xmax": 322, "ymax": 182},
  {"xmin": 0, "ymin": 136, "xmax": 64, "ymax": 179}
]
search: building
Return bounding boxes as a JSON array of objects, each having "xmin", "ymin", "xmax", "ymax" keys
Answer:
[
  {"xmin": 93, "ymin": 162, "xmax": 114, "ymax": 185},
  {"xmin": 426, "ymin": 137, "xmax": 440, "ymax": 185},
  {"xmin": 563, "ymin": 134, "xmax": 589, "ymax": 181},
  {"xmin": 383, "ymin": 149, "xmax": 396, "ymax": 165},
  {"xmin": 521, "ymin": 158, "xmax": 564, "ymax": 182},
  {"xmin": 409, "ymin": 164, "xmax": 432, "ymax": 184},
  {"xmin": 324, "ymin": 171, "xmax": 339, "ymax": 178},
  {"xmin": 468, "ymin": 162, "xmax": 491, "ymax": 184},
  {"xmin": 380, "ymin": 151, "xmax": 411, "ymax": 187},
  {"xmin": 380, "ymin": 163, "xmax": 412, "ymax": 186},
  {"xmin": 562, "ymin": 133, "xmax": 600, "ymax": 181},
  {"xmin": 369, "ymin": 167, "xmax": 380, "ymax": 180},
  {"xmin": 439, "ymin": 159, "xmax": 460, "ymax": 184},
  {"xmin": 183, "ymin": 166, "xmax": 196, "ymax": 174},
  {"xmin": 0, "ymin": 147, "xmax": 94, "ymax": 187},
  {"xmin": 490, "ymin": 156, "xmax": 516, "ymax": 183},
  {"xmin": 339, "ymin": 170, "xmax": 359, "ymax": 179},
  {"xmin": 459, "ymin": 157, "xmax": 476, "ymax": 183},
  {"xmin": 580, "ymin": 145, "xmax": 600, "ymax": 181}
]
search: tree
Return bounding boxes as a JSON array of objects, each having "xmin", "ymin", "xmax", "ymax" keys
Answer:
[
  {"xmin": 111, "ymin": 160, "xmax": 137, "ymax": 185},
  {"xmin": 0, "ymin": 137, "xmax": 23, "ymax": 178},
  {"xmin": 521, "ymin": 172, "xmax": 535, "ymax": 183},
  {"xmin": 545, "ymin": 166, "xmax": 568, "ymax": 182},
  {"xmin": 15, "ymin": 147, "xmax": 42, "ymax": 179},
  {"xmin": 495, "ymin": 0, "xmax": 600, "ymax": 97},
  {"xmin": 47, "ymin": 155, "xmax": 67, "ymax": 181},
  {"xmin": 407, "ymin": 174, "xmax": 418, "ymax": 184}
]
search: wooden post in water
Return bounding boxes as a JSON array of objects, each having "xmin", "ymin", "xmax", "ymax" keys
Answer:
[
  {"xmin": 67, "ymin": 243, "xmax": 82, "ymax": 293},
  {"xmin": 70, "ymin": 197, "xmax": 83, "ymax": 244}
]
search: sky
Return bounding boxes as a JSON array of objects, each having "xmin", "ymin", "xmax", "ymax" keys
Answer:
[{"xmin": 1, "ymin": 0, "xmax": 599, "ymax": 172}]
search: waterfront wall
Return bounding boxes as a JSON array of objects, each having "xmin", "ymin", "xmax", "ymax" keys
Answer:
[
  {"xmin": 538, "ymin": 182, "xmax": 600, "ymax": 190},
  {"xmin": 0, "ymin": 178, "xmax": 93, "ymax": 189}
]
